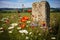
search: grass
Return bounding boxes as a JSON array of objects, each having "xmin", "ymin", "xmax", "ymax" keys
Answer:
[{"xmin": 0, "ymin": 12, "xmax": 60, "ymax": 40}]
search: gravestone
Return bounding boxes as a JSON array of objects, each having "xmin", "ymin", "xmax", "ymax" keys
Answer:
[{"xmin": 32, "ymin": 1, "xmax": 50, "ymax": 27}]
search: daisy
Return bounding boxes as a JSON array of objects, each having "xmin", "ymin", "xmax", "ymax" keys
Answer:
[
  {"xmin": 0, "ymin": 31, "xmax": 4, "ymax": 33},
  {"xmin": 8, "ymin": 30, "xmax": 13, "ymax": 33},
  {"xmin": 11, "ymin": 23, "xmax": 18, "ymax": 27},
  {"xmin": 17, "ymin": 27, "xmax": 21, "ymax": 30},
  {"xmin": 8, "ymin": 27, "xmax": 14, "ymax": 29},
  {"xmin": 26, "ymin": 21, "xmax": 31, "ymax": 23},
  {"xmin": 26, "ymin": 36, "xmax": 29, "ymax": 39},
  {"xmin": 29, "ymin": 32, "xmax": 32, "ymax": 35},
  {"xmin": 19, "ymin": 30, "xmax": 28, "ymax": 34},
  {"xmin": 51, "ymin": 37, "xmax": 56, "ymax": 39},
  {"xmin": 0, "ymin": 27, "xmax": 3, "ymax": 30}
]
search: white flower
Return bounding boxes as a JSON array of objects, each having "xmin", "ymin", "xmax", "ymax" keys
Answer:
[
  {"xmin": 8, "ymin": 30, "xmax": 13, "ymax": 33},
  {"xmin": 0, "ymin": 27, "xmax": 3, "ymax": 30},
  {"xmin": 17, "ymin": 27, "xmax": 21, "ymax": 30},
  {"xmin": 29, "ymin": 32, "xmax": 32, "ymax": 35},
  {"xmin": 11, "ymin": 23, "xmax": 18, "ymax": 27},
  {"xmin": 38, "ymin": 33, "xmax": 41, "ymax": 36},
  {"xmin": 1, "ymin": 18, "xmax": 8, "ymax": 21},
  {"xmin": 8, "ymin": 27, "xmax": 14, "ymax": 29},
  {"xmin": 44, "ymin": 27, "xmax": 47, "ymax": 29},
  {"xmin": 40, "ymin": 27, "xmax": 44, "ymax": 29},
  {"xmin": 0, "ymin": 31, "xmax": 4, "ymax": 33},
  {"xmin": 26, "ymin": 21, "xmax": 31, "ymax": 23},
  {"xmin": 31, "ymin": 35, "xmax": 33, "ymax": 37},
  {"xmin": 19, "ymin": 30, "xmax": 24, "ymax": 33},
  {"xmin": 51, "ymin": 37, "xmax": 56, "ymax": 39},
  {"xmin": 19, "ymin": 30, "xmax": 28, "ymax": 34},
  {"xmin": 26, "ymin": 36, "xmax": 29, "ymax": 39}
]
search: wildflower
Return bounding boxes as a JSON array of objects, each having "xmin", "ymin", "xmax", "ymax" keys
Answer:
[
  {"xmin": 20, "ymin": 24, "xmax": 26, "ymax": 29},
  {"xmin": 21, "ymin": 18, "xmax": 26, "ymax": 22},
  {"xmin": 0, "ymin": 31, "xmax": 4, "ymax": 33},
  {"xmin": 26, "ymin": 36, "xmax": 29, "ymax": 39},
  {"xmin": 51, "ymin": 37, "xmax": 56, "ymax": 39},
  {"xmin": 8, "ymin": 30, "xmax": 13, "ymax": 33},
  {"xmin": 20, "ymin": 16, "xmax": 29, "ymax": 22},
  {"xmin": 8, "ymin": 27, "xmax": 14, "ymax": 30},
  {"xmin": 41, "ymin": 21, "xmax": 46, "ymax": 26},
  {"xmin": 19, "ymin": 30, "xmax": 24, "ymax": 33},
  {"xmin": 23, "ymin": 16, "xmax": 29, "ymax": 20},
  {"xmin": 11, "ymin": 23, "xmax": 18, "ymax": 27},
  {"xmin": 27, "ymin": 9, "xmax": 32, "ymax": 13},
  {"xmin": 38, "ymin": 33, "xmax": 41, "ymax": 36},
  {"xmin": 26, "ymin": 21, "xmax": 31, "ymax": 23},
  {"xmin": 30, "ymin": 22, "xmax": 38, "ymax": 29},
  {"xmin": 31, "ymin": 35, "xmax": 33, "ymax": 37},
  {"xmin": 29, "ymin": 32, "xmax": 32, "ymax": 35},
  {"xmin": 0, "ymin": 27, "xmax": 3, "ymax": 30},
  {"xmin": 19, "ymin": 30, "xmax": 28, "ymax": 34},
  {"xmin": 30, "ymin": 22, "xmax": 38, "ymax": 27},
  {"xmin": 17, "ymin": 27, "xmax": 21, "ymax": 30},
  {"xmin": 43, "ymin": 23, "xmax": 45, "ymax": 26},
  {"xmin": 1, "ymin": 18, "xmax": 8, "ymax": 21},
  {"xmin": 40, "ymin": 27, "xmax": 44, "ymax": 29}
]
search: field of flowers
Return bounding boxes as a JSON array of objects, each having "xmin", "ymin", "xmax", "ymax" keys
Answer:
[{"xmin": 0, "ymin": 12, "xmax": 60, "ymax": 40}]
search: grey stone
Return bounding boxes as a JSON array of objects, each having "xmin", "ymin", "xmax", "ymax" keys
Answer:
[{"xmin": 32, "ymin": 1, "xmax": 50, "ymax": 27}]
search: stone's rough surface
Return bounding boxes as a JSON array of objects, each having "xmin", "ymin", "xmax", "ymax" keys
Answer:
[{"xmin": 32, "ymin": 1, "xmax": 50, "ymax": 27}]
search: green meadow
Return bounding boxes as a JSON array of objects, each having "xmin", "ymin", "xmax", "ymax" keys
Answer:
[{"xmin": 0, "ymin": 11, "xmax": 60, "ymax": 40}]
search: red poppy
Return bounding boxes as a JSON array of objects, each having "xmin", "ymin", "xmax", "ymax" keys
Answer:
[
  {"xmin": 27, "ymin": 9, "xmax": 32, "ymax": 13},
  {"xmin": 20, "ymin": 16, "xmax": 29, "ymax": 22},
  {"xmin": 41, "ymin": 21, "xmax": 46, "ymax": 26},
  {"xmin": 20, "ymin": 24, "xmax": 26, "ymax": 29},
  {"xmin": 43, "ymin": 23, "xmax": 45, "ymax": 26},
  {"xmin": 23, "ymin": 16, "xmax": 29, "ymax": 20},
  {"xmin": 21, "ymin": 18, "xmax": 26, "ymax": 22}
]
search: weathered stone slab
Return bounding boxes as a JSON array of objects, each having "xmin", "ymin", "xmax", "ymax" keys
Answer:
[{"xmin": 32, "ymin": 1, "xmax": 50, "ymax": 27}]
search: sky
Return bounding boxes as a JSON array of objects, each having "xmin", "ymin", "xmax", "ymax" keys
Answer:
[{"xmin": 0, "ymin": 0, "xmax": 60, "ymax": 8}]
